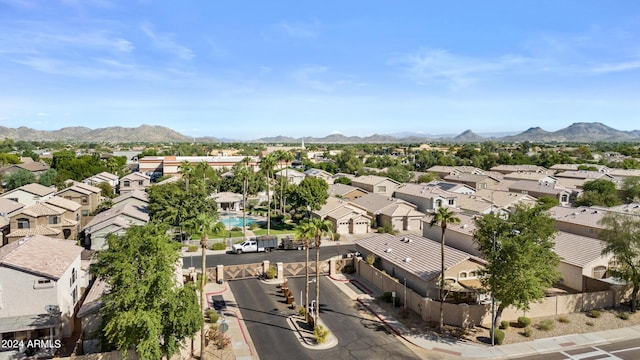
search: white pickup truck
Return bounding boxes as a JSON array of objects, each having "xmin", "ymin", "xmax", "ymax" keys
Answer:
[{"xmin": 232, "ymin": 236, "xmax": 278, "ymax": 254}]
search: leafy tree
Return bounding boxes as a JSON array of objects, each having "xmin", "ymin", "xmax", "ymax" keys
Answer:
[
  {"xmin": 287, "ymin": 177, "xmax": 329, "ymax": 220},
  {"xmin": 38, "ymin": 168, "xmax": 58, "ymax": 187},
  {"xmin": 335, "ymin": 148, "xmax": 363, "ymax": 175},
  {"xmin": 536, "ymin": 196, "xmax": 559, "ymax": 210},
  {"xmin": 428, "ymin": 207, "xmax": 460, "ymax": 332},
  {"xmin": 147, "ymin": 181, "xmax": 218, "ymax": 234},
  {"xmin": 22, "ymin": 149, "xmax": 39, "ymax": 162},
  {"xmin": 90, "ymin": 223, "xmax": 202, "ymax": 359},
  {"xmin": 384, "ymin": 165, "xmax": 412, "ymax": 183},
  {"xmin": 96, "ymin": 181, "xmax": 116, "ymax": 198},
  {"xmin": 620, "ymin": 177, "xmax": 640, "ymax": 204},
  {"xmin": 333, "ymin": 176, "xmax": 352, "ymax": 185},
  {"xmin": 5, "ymin": 169, "xmax": 35, "ymax": 189},
  {"xmin": 416, "ymin": 173, "xmax": 439, "ymax": 184},
  {"xmin": 473, "ymin": 204, "xmax": 560, "ymax": 333},
  {"xmin": 576, "ymin": 179, "xmax": 621, "ymax": 207},
  {"xmin": 0, "ymin": 153, "xmax": 20, "ymax": 165},
  {"xmin": 598, "ymin": 212, "xmax": 640, "ymax": 312}
]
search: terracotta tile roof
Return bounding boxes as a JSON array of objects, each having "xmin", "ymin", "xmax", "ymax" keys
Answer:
[
  {"xmin": 3, "ymin": 183, "xmax": 55, "ymax": 198},
  {"xmin": 351, "ymin": 193, "xmax": 415, "ymax": 213},
  {"xmin": 0, "ymin": 197, "xmax": 25, "ymax": 214},
  {"xmin": 21, "ymin": 203, "xmax": 65, "ymax": 217},
  {"xmin": 355, "ymin": 233, "xmax": 484, "ymax": 281},
  {"xmin": 16, "ymin": 162, "xmax": 50, "ymax": 172},
  {"xmin": 83, "ymin": 202, "xmax": 149, "ymax": 232},
  {"xmin": 7, "ymin": 225, "xmax": 61, "ymax": 238},
  {"xmin": 44, "ymin": 196, "xmax": 82, "ymax": 212},
  {"xmin": 0, "ymin": 235, "xmax": 82, "ymax": 279},
  {"xmin": 352, "ymin": 175, "xmax": 401, "ymax": 186},
  {"xmin": 395, "ymin": 183, "xmax": 457, "ymax": 199},
  {"xmin": 112, "ymin": 189, "xmax": 149, "ymax": 204},
  {"xmin": 327, "ymin": 183, "xmax": 367, "ymax": 197}
]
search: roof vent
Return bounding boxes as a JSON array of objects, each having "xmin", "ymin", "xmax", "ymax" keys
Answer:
[
  {"xmin": 385, "ymin": 248, "xmax": 392, "ymax": 253},
  {"xmin": 404, "ymin": 257, "xmax": 411, "ymax": 262},
  {"xmin": 462, "ymin": 224, "xmax": 468, "ymax": 228}
]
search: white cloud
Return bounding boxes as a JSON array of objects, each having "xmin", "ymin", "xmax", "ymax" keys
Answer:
[
  {"xmin": 140, "ymin": 22, "xmax": 194, "ymax": 60},
  {"xmin": 276, "ymin": 20, "xmax": 319, "ymax": 38},
  {"xmin": 589, "ymin": 60, "xmax": 640, "ymax": 74},
  {"xmin": 35, "ymin": 111, "xmax": 47, "ymax": 116}
]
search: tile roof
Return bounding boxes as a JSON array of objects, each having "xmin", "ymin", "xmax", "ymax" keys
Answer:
[
  {"xmin": 16, "ymin": 162, "xmax": 50, "ymax": 172},
  {"xmin": 352, "ymin": 175, "xmax": 401, "ymax": 186},
  {"xmin": 4, "ymin": 183, "xmax": 55, "ymax": 197},
  {"xmin": 112, "ymin": 189, "xmax": 149, "ymax": 204},
  {"xmin": 444, "ymin": 173, "xmax": 499, "ymax": 183},
  {"xmin": 379, "ymin": 203, "xmax": 425, "ymax": 217},
  {"xmin": 327, "ymin": 183, "xmax": 367, "ymax": 197},
  {"xmin": 474, "ymin": 189, "xmax": 538, "ymax": 209},
  {"xmin": 490, "ymin": 165, "xmax": 549, "ymax": 173},
  {"xmin": 121, "ymin": 172, "xmax": 151, "ymax": 181},
  {"xmin": 22, "ymin": 203, "xmax": 65, "ymax": 217},
  {"xmin": 503, "ymin": 172, "xmax": 557, "ymax": 182},
  {"xmin": 0, "ymin": 235, "xmax": 82, "ymax": 279},
  {"xmin": 553, "ymin": 231, "xmax": 609, "ymax": 267},
  {"xmin": 351, "ymin": 193, "xmax": 415, "ymax": 213},
  {"xmin": 44, "ymin": 196, "xmax": 82, "ymax": 212},
  {"xmin": 508, "ymin": 180, "xmax": 569, "ymax": 195},
  {"xmin": 7, "ymin": 225, "xmax": 61, "ymax": 238},
  {"xmin": 0, "ymin": 197, "xmax": 25, "ymax": 215},
  {"xmin": 355, "ymin": 233, "xmax": 484, "ymax": 281},
  {"xmin": 554, "ymin": 171, "xmax": 614, "ymax": 180},
  {"xmin": 83, "ymin": 202, "xmax": 149, "ymax": 232},
  {"xmin": 394, "ymin": 183, "xmax": 457, "ymax": 199}
]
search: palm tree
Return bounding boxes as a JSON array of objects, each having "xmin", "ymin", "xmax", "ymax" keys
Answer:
[
  {"xmin": 277, "ymin": 150, "xmax": 295, "ymax": 216},
  {"xmin": 260, "ymin": 154, "xmax": 277, "ymax": 235},
  {"xmin": 179, "ymin": 160, "xmax": 194, "ymax": 191},
  {"xmin": 240, "ymin": 157, "xmax": 252, "ymax": 240},
  {"xmin": 310, "ymin": 218, "xmax": 333, "ymax": 323},
  {"xmin": 295, "ymin": 221, "xmax": 315, "ymax": 324},
  {"xmin": 428, "ymin": 206, "xmax": 460, "ymax": 332},
  {"xmin": 185, "ymin": 213, "xmax": 223, "ymax": 360}
]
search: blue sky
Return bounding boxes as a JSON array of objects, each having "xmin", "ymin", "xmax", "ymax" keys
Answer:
[{"xmin": 1, "ymin": 1, "xmax": 639, "ymax": 140}]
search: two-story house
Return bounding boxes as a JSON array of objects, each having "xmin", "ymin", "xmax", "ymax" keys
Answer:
[
  {"xmin": 119, "ymin": 172, "xmax": 151, "ymax": 194},
  {"xmin": 0, "ymin": 198, "xmax": 25, "ymax": 246},
  {"xmin": 1, "ymin": 183, "xmax": 56, "ymax": 207},
  {"xmin": 56, "ymin": 182, "xmax": 102, "ymax": 227},
  {"xmin": 351, "ymin": 175, "xmax": 401, "ymax": 197},
  {"xmin": 0, "ymin": 235, "xmax": 85, "ymax": 342},
  {"xmin": 83, "ymin": 202, "xmax": 149, "ymax": 251},
  {"xmin": 83, "ymin": 172, "xmax": 119, "ymax": 192},
  {"xmin": 6, "ymin": 197, "xmax": 81, "ymax": 243}
]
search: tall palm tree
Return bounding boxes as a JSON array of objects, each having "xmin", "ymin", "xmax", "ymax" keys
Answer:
[
  {"xmin": 277, "ymin": 150, "xmax": 295, "ymax": 216},
  {"xmin": 295, "ymin": 221, "xmax": 315, "ymax": 324},
  {"xmin": 185, "ymin": 213, "xmax": 223, "ymax": 360},
  {"xmin": 240, "ymin": 157, "xmax": 252, "ymax": 240},
  {"xmin": 260, "ymin": 154, "xmax": 277, "ymax": 235},
  {"xmin": 179, "ymin": 160, "xmax": 194, "ymax": 191},
  {"xmin": 428, "ymin": 206, "xmax": 460, "ymax": 332},
  {"xmin": 310, "ymin": 218, "xmax": 333, "ymax": 324}
]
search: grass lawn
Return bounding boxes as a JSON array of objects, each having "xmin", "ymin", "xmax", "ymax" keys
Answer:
[{"xmin": 253, "ymin": 228, "xmax": 295, "ymax": 236}]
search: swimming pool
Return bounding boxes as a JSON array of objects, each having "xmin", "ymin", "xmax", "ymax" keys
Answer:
[{"xmin": 223, "ymin": 216, "xmax": 262, "ymax": 228}]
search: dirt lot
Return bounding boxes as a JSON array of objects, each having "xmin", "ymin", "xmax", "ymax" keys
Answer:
[{"xmin": 373, "ymin": 298, "xmax": 640, "ymax": 346}]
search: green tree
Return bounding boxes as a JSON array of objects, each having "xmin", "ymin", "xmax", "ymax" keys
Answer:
[
  {"xmin": 335, "ymin": 148, "xmax": 363, "ymax": 174},
  {"xmin": 576, "ymin": 179, "xmax": 621, "ymax": 207},
  {"xmin": 416, "ymin": 173, "xmax": 439, "ymax": 184},
  {"xmin": 90, "ymin": 223, "xmax": 202, "ymax": 359},
  {"xmin": 185, "ymin": 213, "xmax": 224, "ymax": 357},
  {"xmin": 536, "ymin": 196, "xmax": 559, "ymax": 210},
  {"xmin": 38, "ymin": 168, "xmax": 58, "ymax": 187},
  {"xmin": 306, "ymin": 218, "xmax": 333, "ymax": 324},
  {"xmin": 598, "ymin": 212, "xmax": 640, "ymax": 312},
  {"xmin": 287, "ymin": 177, "xmax": 329, "ymax": 220},
  {"xmin": 428, "ymin": 207, "xmax": 460, "ymax": 332},
  {"xmin": 5, "ymin": 169, "xmax": 35, "ymax": 189},
  {"xmin": 473, "ymin": 204, "xmax": 560, "ymax": 332},
  {"xmin": 620, "ymin": 177, "xmax": 640, "ymax": 204},
  {"xmin": 260, "ymin": 154, "xmax": 278, "ymax": 235},
  {"xmin": 384, "ymin": 165, "xmax": 412, "ymax": 183},
  {"xmin": 96, "ymin": 181, "xmax": 115, "ymax": 198},
  {"xmin": 333, "ymin": 176, "xmax": 352, "ymax": 185}
]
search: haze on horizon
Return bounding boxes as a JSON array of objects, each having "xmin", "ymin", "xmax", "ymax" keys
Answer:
[{"xmin": 1, "ymin": 1, "xmax": 639, "ymax": 140}]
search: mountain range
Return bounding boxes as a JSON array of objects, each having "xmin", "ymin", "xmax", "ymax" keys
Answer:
[{"xmin": 0, "ymin": 122, "xmax": 638, "ymax": 144}]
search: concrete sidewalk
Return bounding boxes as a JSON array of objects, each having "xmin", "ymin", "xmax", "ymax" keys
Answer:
[
  {"xmin": 203, "ymin": 281, "xmax": 259, "ymax": 360},
  {"xmin": 328, "ymin": 273, "xmax": 640, "ymax": 359}
]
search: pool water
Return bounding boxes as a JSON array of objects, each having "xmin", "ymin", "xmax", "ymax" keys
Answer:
[{"xmin": 224, "ymin": 216, "xmax": 261, "ymax": 228}]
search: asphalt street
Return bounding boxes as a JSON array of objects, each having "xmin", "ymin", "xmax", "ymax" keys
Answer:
[
  {"xmin": 182, "ymin": 244, "xmax": 356, "ymax": 268},
  {"xmin": 512, "ymin": 338, "xmax": 640, "ymax": 360},
  {"xmin": 228, "ymin": 276, "xmax": 420, "ymax": 360}
]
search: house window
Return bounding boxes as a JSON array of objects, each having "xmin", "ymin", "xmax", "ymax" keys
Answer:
[
  {"xmin": 521, "ymin": 190, "xmax": 528, "ymax": 194},
  {"xmin": 459, "ymin": 272, "xmax": 467, "ymax": 279},
  {"xmin": 70, "ymin": 268, "xmax": 77, "ymax": 287},
  {"xmin": 76, "ymin": 214, "xmax": 80, "ymax": 221},
  {"xmin": 592, "ymin": 266, "xmax": 607, "ymax": 279},
  {"xmin": 81, "ymin": 210, "xmax": 89, "ymax": 217},
  {"xmin": 448, "ymin": 199, "xmax": 455, "ymax": 205},
  {"xmin": 478, "ymin": 183, "xmax": 487, "ymax": 189},
  {"xmin": 17, "ymin": 218, "xmax": 30, "ymax": 229},
  {"xmin": 49, "ymin": 216, "xmax": 59, "ymax": 225},
  {"xmin": 71, "ymin": 287, "xmax": 77, "ymax": 305},
  {"xmin": 34, "ymin": 278, "xmax": 53, "ymax": 289},
  {"xmin": 138, "ymin": 180, "xmax": 143, "ymax": 186},
  {"xmin": 436, "ymin": 199, "xmax": 442, "ymax": 208},
  {"xmin": 376, "ymin": 186, "xmax": 387, "ymax": 193},
  {"xmin": 81, "ymin": 196, "xmax": 88, "ymax": 204},
  {"xmin": 561, "ymin": 194, "xmax": 568, "ymax": 203},
  {"xmin": 124, "ymin": 180, "xmax": 130, "ymax": 187}
]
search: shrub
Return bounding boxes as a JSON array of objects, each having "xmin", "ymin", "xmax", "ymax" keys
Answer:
[
  {"xmin": 618, "ymin": 312, "xmax": 630, "ymax": 320},
  {"xmin": 586, "ymin": 321, "xmax": 595, "ymax": 326},
  {"xmin": 589, "ymin": 310, "xmax": 601, "ymax": 318},
  {"xmin": 537, "ymin": 319, "xmax": 555, "ymax": 331},
  {"xmin": 211, "ymin": 242, "xmax": 226, "ymax": 250},
  {"xmin": 232, "ymin": 226, "xmax": 242, "ymax": 231},
  {"xmin": 517, "ymin": 316, "xmax": 531, "ymax": 328},
  {"xmin": 492, "ymin": 329, "xmax": 505, "ymax": 345},
  {"xmin": 523, "ymin": 327, "xmax": 533, "ymax": 337},
  {"xmin": 499, "ymin": 320, "xmax": 510, "ymax": 330},
  {"xmin": 314, "ymin": 325, "xmax": 330, "ymax": 344},
  {"xmin": 333, "ymin": 232, "xmax": 341, "ymax": 241},
  {"xmin": 207, "ymin": 309, "xmax": 219, "ymax": 323},
  {"xmin": 342, "ymin": 264, "xmax": 356, "ymax": 274},
  {"xmin": 557, "ymin": 316, "xmax": 570, "ymax": 323},
  {"xmin": 365, "ymin": 253, "xmax": 376, "ymax": 265},
  {"xmin": 187, "ymin": 245, "xmax": 199, "ymax": 252},
  {"xmin": 381, "ymin": 292, "xmax": 399, "ymax": 306},
  {"xmin": 265, "ymin": 266, "xmax": 277, "ymax": 280},
  {"xmin": 208, "ymin": 326, "xmax": 231, "ymax": 349},
  {"xmin": 197, "ymin": 273, "xmax": 208, "ymax": 285},
  {"xmin": 298, "ymin": 306, "xmax": 306, "ymax": 317},
  {"xmin": 249, "ymin": 222, "xmax": 260, "ymax": 230}
]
